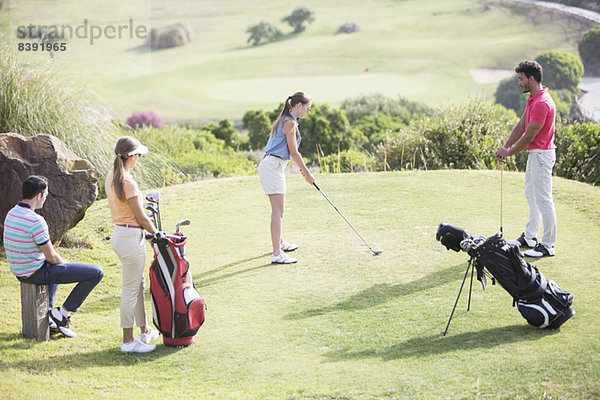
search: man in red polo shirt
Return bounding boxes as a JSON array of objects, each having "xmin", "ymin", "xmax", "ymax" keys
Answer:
[{"xmin": 495, "ymin": 60, "xmax": 557, "ymax": 258}]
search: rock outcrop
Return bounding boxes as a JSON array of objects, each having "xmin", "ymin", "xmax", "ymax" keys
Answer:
[{"xmin": 0, "ymin": 133, "xmax": 98, "ymax": 244}]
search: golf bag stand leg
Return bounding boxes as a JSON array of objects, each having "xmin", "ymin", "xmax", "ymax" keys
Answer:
[{"xmin": 443, "ymin": 256, "xmax": 474, "ymax": 336}]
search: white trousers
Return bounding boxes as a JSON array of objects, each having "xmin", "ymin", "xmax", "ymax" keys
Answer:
[
  {"xmin": 524, "ymin": 149, "xmax": 557, "ymax": 247},
  {"xmin": 111, "ymin": 226, "xmax": 148, "ymax": 329}
]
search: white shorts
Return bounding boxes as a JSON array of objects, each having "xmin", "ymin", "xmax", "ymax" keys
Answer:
[{"xmin": 258, "ymin": 155, "xmax": 289, "ymax": 195}]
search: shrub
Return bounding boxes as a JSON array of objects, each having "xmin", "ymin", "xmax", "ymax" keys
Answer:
[
  {"xmin": 535, "ymin": 51, "xmax": 584, "ymax": 93},
  {"xmin": 203, "ymin": 119, "xmax": 239, "ymax": 148},
  {"xmin": 317, "ymin": 149, "xmax": 376, "ymax": 173},
  {"xmin": 131, "ymin": 125, "xmax": 254, "ymax": 179},
  {"xmin": 298, "ymin": 103, "xmax": 367, "ymax": 158},
  {"xmin": 282, "ymin": 7, "xmax": 315, "ymax": 34},
  {"xmin": 341, "ymin": 93, "xmax": 433, "ymax": 124},
  {"xmin": 555, "ymin": 122, "xmax": 600, "ymax": 185},
  {"xmin": 375, "ymin": 99, "xmax": 522, "ymax": 171},
  {"xmin": 246, "ymin": 22, "xmax": 282, "ymax": 46},
  {"xmin": 242, "ymin": 109, "xmax": 271, "ymax": 150},
  {"xmin": 494, "ymin": 76, "xmax": 527, "ymax": 116},
  {"xmin": 578, "ymin": 25, "xmax": 600, "ymax": 75},
  {"xmin": 126, "ymin": 111, "xmax": 163, "ymax": 130},
  {"xmin": 351, "ymin": 113, "xmax": 406, "ymax": 150},
  {"xmin": 338, "ymin": 23, "xmax": 359, "ymax": 34}
]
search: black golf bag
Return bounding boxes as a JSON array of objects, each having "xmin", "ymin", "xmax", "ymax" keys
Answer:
[{"xmin": 436, "ymin": 223, "xmax": 574, "ymax": 329}]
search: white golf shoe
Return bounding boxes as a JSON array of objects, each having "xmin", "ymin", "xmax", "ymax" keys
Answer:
[
  {"xmin": 281, "ymin": 239, "xmax": 299, "ymax": 252},
  {"xmin": 271, "ymin": 252, "xmax": 298, "ymax": 264}
]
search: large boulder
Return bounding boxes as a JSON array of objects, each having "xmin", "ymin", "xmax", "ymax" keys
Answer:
[{"xmin": 0, "ymin": 133, "xmax": 98, "ymax": 244}]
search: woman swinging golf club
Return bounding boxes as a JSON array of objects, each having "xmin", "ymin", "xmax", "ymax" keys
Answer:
[{"xmin": 258, "ymin": 92, "xmax": 315, "ymax": 264}]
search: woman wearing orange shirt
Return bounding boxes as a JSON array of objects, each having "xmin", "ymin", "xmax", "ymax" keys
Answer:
[{"xmin": 106, "ymin": 136, "xmax": 160, "ymax": 353}]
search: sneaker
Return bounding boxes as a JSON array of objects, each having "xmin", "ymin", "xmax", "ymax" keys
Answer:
[
  {"xmin": 120, "ymin": 338, "xmax": 156, "ymax": 353},
  {"xmin": 140, "ymin": 327, "xmax": 160, "ymax": 344},
  {"xmin": 49, "ymin": 307, "xmax": 76, "ymax": 338},
  {"xmin": 281, "ymin": 239, "xmax": 299, "ymax": 252},
  {"xmin": 48, "ymin": 316, "xmax": 59, "ymax": 333},
  {"xmin": 524, "ymin": 243, "xmax": 555, "ymax": 258},
  {"xmin": 509, "ymin": 233, "xmax": 537, "ymax": 249},
  {"xmin": 271, "ymin": 252, "xmax": 298, "ymax": 264}
]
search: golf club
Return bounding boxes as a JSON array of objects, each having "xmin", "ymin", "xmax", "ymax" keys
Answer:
[
  {"xmin": 145, "ymin": 191, "xmax": 162, "ymax": 230},
  {"xmin": 313, "ymin": 182, "xmax": 382, "ymax": 255},
  {"xmin": 500, "ymin": 164, "xmax": 504, "ymax": 235},
  {"xmin": 176, "ymin": 219, "xmax": 191, "ymax": 233}
]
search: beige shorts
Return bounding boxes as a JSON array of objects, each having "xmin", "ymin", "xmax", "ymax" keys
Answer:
[{"xmin": 258, "ymin": 155, "xmax": 289, "ymax": 195}]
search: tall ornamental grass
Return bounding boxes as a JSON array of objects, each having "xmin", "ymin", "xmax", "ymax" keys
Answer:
[{"xmin": 0, "ymin": 45, "xmax": 176, "ymax": 194}]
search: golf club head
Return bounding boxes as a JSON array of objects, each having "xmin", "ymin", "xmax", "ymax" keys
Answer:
[
  {"xmin": 175, "ymin": 219, "xmax": 191, "ymax": 233},
  {"xmin": 144, "ymin": 203, "xmax": 158, "ymax": 214},
  {"xmin": 145, "ymin": 191, "xmax": 160, "ymax": 204},
  {"xmin": 372, "ymin": 249, "xmax": 383, "ymax": 255}
]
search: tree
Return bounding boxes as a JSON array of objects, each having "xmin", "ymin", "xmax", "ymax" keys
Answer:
[
  {"xmin": 578, "ymin": 25, "xmax": 600, "ymax": 75},
  {"xmin": 282, "ymin": 7, "xmax": 314, "ymax": 34},
  {"xmin": 246, "ymin": 22, "xmax": 282, "ymax": 46},
  {"xmin": 242, "ymin": 109, "xmax": 271, "ymax": 150}
]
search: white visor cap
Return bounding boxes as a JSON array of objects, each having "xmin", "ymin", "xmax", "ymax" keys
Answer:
[{"xmin": 128, "ymin": 144, "xmax": 149, "ymax": 157}]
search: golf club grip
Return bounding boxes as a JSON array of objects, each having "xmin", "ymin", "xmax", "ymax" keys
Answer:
[{"xmin": 313, "ymin": 182, "xmax": 320, "ymax": 191}]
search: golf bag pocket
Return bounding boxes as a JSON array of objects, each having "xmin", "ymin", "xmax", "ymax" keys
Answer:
[
  {"xmin": 174, "ymin": 285, "xmax": 206, "ymax": 338},
  {"xmin": 150, "ymin": 261, "xmax": 174, "ymax": 336},
  {"xmin": 517, "ymin": 280, "xmax": 574, "ymax": 329}
]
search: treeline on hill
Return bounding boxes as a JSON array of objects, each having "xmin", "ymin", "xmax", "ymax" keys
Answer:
[{"xmin": 2, "ymin": 44, "xmax": 600, "ymax": 194}]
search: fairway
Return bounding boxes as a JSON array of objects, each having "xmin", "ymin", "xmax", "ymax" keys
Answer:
[
  {"xmin": 1, "ymin": 0, "xmax": 590, "ymax": 120},
  {"xmin": 1, "ymin": 171, "xmax": 599, "ymax": 399}
]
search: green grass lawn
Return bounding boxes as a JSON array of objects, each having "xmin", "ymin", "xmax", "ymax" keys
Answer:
[
  {"xmin": 0, "ymin": 0, "xmax": 591, "ymax": 120},
  {"xmin": 1, "ymin": 171, "xmax": 599, "ymax": 399}
]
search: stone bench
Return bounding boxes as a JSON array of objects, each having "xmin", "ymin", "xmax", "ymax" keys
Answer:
[{"xmin": 20, "ymin": 282, "xmax": 49, "ymax": 341}]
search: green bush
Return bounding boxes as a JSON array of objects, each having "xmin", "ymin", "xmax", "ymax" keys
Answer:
[
  {"xmin": 578, "ymin": 25, "xmax": 600, "ymax": 74},
  {"xmin": 317, "ymin": 149, "xmax": 376, "ymax": 173},
  {"xmin": 555, "ymin": 122, "xmax": 600, "ymax": 185},
  {"xmin": 242, "ymin": 109, "xmax": 271, "ymax": 150},
  {"xmin": 535, "ymin": 51, "xmax": 584, "ymax": 92},
  {"xmin": 298, "ymin": 103, "xmax": 367, "ymax": 158},
  {"xmin": 375, "ymin": 99, "xmax": 522, "ymax": 171},
  {"xmin": 340, "ymin": 94, "xmax": 433, "ymax": 125},
  {"xmin": 203, "ymin": 118, "xmax": 245, "ymax": 149},
  {"xmin": 352, "ymin": 113, "xmax": 406, "ymax": 150},
  {"xmin": 131, "ymin": 125, "xmax": 255, "ymax": 179},
  {"xmin": 0, "ymin": 44, "xmax": 172, "ymax": 194},
  {"xmin": 494, "ymin": 76, "xmax": 527, "ymax": 116}
]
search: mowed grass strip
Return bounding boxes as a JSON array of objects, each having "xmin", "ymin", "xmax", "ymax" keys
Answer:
[{"xmin": 1, "ymin": 171, "xmax": 599, "ymax": 399}]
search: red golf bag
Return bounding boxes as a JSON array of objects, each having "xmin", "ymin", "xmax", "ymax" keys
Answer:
[{"xmin": 149, "ymin": 233, "xmax": 206, "ymax": 347}]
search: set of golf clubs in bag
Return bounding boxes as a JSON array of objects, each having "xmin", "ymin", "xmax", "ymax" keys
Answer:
[
  {"xmin": 144, "ymin": 191, "xmax": 206, "ymax": 347},
  {"xmin": 435, "ymin": 167, "xmax": 575, "ymax": 335}
]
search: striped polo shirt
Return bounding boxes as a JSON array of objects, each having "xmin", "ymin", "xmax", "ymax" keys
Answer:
[{"xmin": 3, "ymin": 202, "xmax": 50, "ymax": 277}]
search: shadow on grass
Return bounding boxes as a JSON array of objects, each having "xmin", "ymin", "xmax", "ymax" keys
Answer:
[
  {"xmin": 0, "ymin": 340, "xmax": 182, "ymax": 371},
  {"xmin": 226, "ymin": 32, "xmax": 299, "ymax": 52},
  {"xmin": 195, "ymin": 252, "xmax": 273, "ymax": 288},
  {"xmin": 285, "ymin": 262, "xmax": 468, "ymax": 320},
  {"xmin": 323, "ymin": 324, "xmax": 558, "ymax": 362}
]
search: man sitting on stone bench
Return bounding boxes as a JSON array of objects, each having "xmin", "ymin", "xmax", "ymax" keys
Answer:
[{"xmin": 3, "ymin": 175, "xmax": 104, "ymax": 338}]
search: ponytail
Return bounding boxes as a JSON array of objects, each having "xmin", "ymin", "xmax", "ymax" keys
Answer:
[
  {"xmin": 270, "ymin": 92, "xmax": 311, "ymax": 135},
  {"xmin": 111, "ymin": 136, "xmax": 140, "ymax": 202}
]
